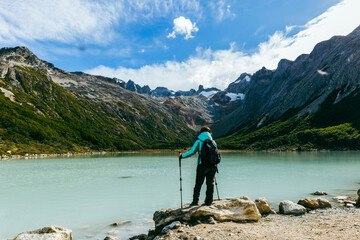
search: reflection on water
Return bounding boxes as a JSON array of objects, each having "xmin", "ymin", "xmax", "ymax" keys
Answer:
[{"xmin": 0, "ymin": 151, "xmax": 360, "ymax": 239}]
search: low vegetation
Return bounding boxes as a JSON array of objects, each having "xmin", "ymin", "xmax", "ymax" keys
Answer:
[
  {"xmin": 217, "ymin": 88, "xmax": 360, "ymax": 150},
  {"xmin": 0, "ymin": 66, "xmax": 194, "ymax": 155}
]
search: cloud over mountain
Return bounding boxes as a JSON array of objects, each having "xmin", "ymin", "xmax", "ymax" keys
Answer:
[{"xmin": 87, "ymin": 0, "xmax": 360, "ymax": 90}]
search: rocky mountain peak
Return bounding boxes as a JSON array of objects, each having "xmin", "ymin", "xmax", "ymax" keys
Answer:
[
  {"xmin": 0, "ymin": 46, "xmax": 54, "ymax": 70},
  {"xmin": 226, "ymin": 73, "xmax": 251, "ymax": 93}
]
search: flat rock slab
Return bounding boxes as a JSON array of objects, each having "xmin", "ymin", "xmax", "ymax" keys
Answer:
[
  {"xmin": 7, "ymin": 226, "xmax": 72, "ymax": 240},
  {"xmin": 153, "ymin": 198, "xmax": 261, "ymax": 232}
]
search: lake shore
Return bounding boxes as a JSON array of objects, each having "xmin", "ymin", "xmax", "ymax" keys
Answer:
[
  {"xmin": 0, "ymin": 147, "xmax": 343, "ymax": 161},
  {"xmin": 155, "ymin": 207, "xmax": 360, "ymax": 240},
  {"xmin": 0, "ymin": 149, "xmax": 251, "ymax": 160}
]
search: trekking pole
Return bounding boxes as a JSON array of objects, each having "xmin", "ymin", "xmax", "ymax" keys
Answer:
[
  {"xmin": 215, "ymin": 167, "xmax": 220, "ymax": 200},
  {"xmin": 178, "ymin": 153, "xmax": 183, "ymax": 209},
  {"xmin": 214, "ymin": 176, "xmax": 220, "ymax": 200}
]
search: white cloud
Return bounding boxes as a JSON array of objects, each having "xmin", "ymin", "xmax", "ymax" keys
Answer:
[
  {"xmin": 209, "ymin": 0, "xmax": 235, "ymax": 22},
  {"xmin": 87, "ymin": 0, "xmax": 360, "ymax": 91},
  {"xmin": 0, "ymin": 0, "xmax": 119, "ymax": 45},
  {"xmin": 0, "ymin": 0, "xmax": 202, "ymax": 45},
  {"xmin": 167, "ymin": 16, "xmax": 199, "ymax": 40}
]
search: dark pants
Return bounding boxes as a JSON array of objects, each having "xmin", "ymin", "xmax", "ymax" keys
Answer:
[{"xmin": 193, "ymin": 164, "xmax": 217, "ymax": 205}]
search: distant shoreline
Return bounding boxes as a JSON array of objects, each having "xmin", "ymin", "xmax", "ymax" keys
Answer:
[{"xmin": 1, "ymin": 148, "xmax": 355, "ymax": 161}]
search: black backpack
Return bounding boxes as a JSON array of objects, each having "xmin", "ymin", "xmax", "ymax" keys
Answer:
[{"xmin": 199, "ymin": 139, "xmax": 221, "ymax": 166}]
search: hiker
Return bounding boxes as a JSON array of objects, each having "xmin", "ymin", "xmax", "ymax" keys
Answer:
[{"xmin": 178, "ymin": 126, "xmax": 220, "ymax": 206}]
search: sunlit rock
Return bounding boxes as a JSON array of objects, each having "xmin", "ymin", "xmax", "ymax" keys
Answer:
[
  {"xmin": 255, "ymin": 197, "xmax": 272, "ymax": 214},
  {"xmin": 153, "ymin": 198, "xmax": 261, "ymax": 233},
  {"xmin": 7, "ymin": 226, "xmax": 72, "ymax": 240}
]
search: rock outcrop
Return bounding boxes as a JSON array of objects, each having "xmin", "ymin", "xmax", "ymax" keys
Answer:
[
  {"xmin": 7, "ymin": 226, "xmax": 72, "ymax": 240},
  {"xmin": 297, "ymin": 198, "xmax": 332, "ymax": 210},
  {"xmin": 153, "ymin": 198, "xmax": 261, "ymax": 233},
  {"xmin": 279, "ymin": 200, "xmax": 306, "ymax": 215}
]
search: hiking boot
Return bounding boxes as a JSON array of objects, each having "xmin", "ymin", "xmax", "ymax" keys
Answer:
[
  {"xmin": 203, "ymin": 202, "xmax": 212, "ymax": 206},
  {"xmin": 190, "ymin": 202, "xmax": 199, "ymax": 206}
]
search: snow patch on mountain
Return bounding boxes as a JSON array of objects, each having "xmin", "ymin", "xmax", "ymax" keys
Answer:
[
  {"xmin": 199, "ymin": 90, "xmax": 218, "ymax": 98},
  {"xmin": 226, "ymin": 92, "xmax": 245, "ymax": 101},
  {"xmin": 234, "ymin": 75, "xmax": 251, "ymax": 83}
]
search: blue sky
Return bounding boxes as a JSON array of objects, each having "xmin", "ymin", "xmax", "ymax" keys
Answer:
[{"xmin": 1, "ymin": 0, "xmax": 359, "ymax": 90}]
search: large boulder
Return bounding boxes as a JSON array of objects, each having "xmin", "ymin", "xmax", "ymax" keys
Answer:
[
  {"xmin": 153, "ymin": 198, "xmax": 261, "ymax": 233},
  {"xmin": 254, "ymin": 197, "xmax": 272, "ymax": 215},
  {"xmin": 279, "ymin": 200, "xmax": 306, "ymax": 215},
  {"xmin": 297, "ymin": 197, "xmax": 332, "ymax": 210},
  {"xmin": 7, "ymin": 226, "xmax": 72, "ymax": 240}
]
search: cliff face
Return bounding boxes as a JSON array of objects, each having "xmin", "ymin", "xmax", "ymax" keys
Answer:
[{"xmin": 212, "ymin": 25, "xmax": 360, "ymax": 139}]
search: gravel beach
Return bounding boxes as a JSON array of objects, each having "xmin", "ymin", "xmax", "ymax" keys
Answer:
[{"xmin": 157, "ymin": 207, "xmax": 360, "ymax": 240}]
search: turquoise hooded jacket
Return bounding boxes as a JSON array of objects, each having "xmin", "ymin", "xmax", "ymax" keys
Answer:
[{"xmin": 181, "ymin": 131, "xmax": 217, "ymax": 165}]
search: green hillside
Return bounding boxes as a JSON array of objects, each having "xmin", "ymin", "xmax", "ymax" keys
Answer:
[
  {"xmin": 217, "ymin": 88, "xmax": 360, "ymax": 150},
  {"xmin": 0, "ymin": 65, "xmax": 195, "ymax": 155}
]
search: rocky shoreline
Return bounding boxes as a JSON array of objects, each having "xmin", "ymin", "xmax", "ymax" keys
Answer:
[{"xmin": 7, "ymin": 190, "xmax": 360, "ymax": 240}]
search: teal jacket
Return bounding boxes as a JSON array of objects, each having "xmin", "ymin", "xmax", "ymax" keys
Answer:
[{"xmin": 181, "ymin": 131, "xmax": 217, "ymax": 165}]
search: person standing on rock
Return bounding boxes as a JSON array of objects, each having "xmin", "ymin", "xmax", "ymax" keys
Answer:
[{"xmin": 178, "ymin": 126, "xmax": 220, "ymax": 206}]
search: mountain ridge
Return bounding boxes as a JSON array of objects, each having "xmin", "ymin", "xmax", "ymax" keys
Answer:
[
  {"xmin": 0, "ymin": 48, "xmax": 196, "ymax": 155},
  {"xmin": 1, "ymin": 25, "xmax": 360, "ymax": 153},
  {"xmin": 215, "ymin": 25, "xmax": 360, "ymax": 150}
]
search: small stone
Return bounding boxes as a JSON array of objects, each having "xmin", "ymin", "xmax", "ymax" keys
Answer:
[
  {"xmin": 208, "ymin": 216, "xmax": 216, "ymax": 224},
  {"xmin": 178, "ymin": 229, "xmax": 184, "ymax": 233},
  {"xmin": 107, "ymin": 230, "xmax": 120, "ymax": 235},
  {"xmin": 346, "ymin": 203, "xmax": 354, "ymax": 208},
  {"xmin": 129, "ymin": 234, "xmax": 147, "ymax": 240},
  {"xmin": 269, "ymin": 209, "xmax": 277, "ymax": 215},
  {"xmin": 161, "ymin": 221, "xmax": 182, "ymax": 234},
  {"xmin": 167, "ymin": 221, "xmax": 181, "ymax": 229},
  {"xmin": 354, "ymin": 223, "xmax": 359, "ymax": 227},
  {"xmin": 104, "ymin": 236, "xmax": 120, "ymax": 240},
  {"xmin": 344, "ymin": 200, "xmax": 356, "ymax": 205},
  {"xmin": 194, "ymin": 236, "xmax": 201, "ymax": 240},
  {"xmin": 311, "ymin": 191, "xmax": 328, "ymax": 196},
  {"xmin": 333, "ymin": 196, "xmax": 349, "ymax": 203},
  {"xmin": 161, "ymin": 227, "xmax": 171, "ymax": 234},
  {"xmin": 240, "ymin": 196, "xmax": 251, "ymax": 200},
  {"xmin": 111, "ymin": 220, "xmax": 132, "ymax": 226}
]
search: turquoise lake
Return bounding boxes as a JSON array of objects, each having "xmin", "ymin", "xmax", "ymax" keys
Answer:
[{"xmin": 1, "ymin": 152, "xmax": 360, "ymax": 239}]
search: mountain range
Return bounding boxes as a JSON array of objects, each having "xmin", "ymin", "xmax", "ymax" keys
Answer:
[{"xmin": 1, "ymin": 25, "xmax": 360, "ymax": 154}]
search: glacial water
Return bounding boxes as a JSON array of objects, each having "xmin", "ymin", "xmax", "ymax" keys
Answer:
[{"xmin": 1, "ymin": 151, "xmax": 360, "ymax": 239}]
